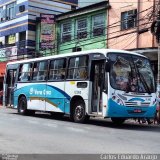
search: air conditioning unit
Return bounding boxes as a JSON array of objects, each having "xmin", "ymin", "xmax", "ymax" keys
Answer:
[{"xmin": 19, "ymin": 5, "xmax": 25, "ymax": 12}]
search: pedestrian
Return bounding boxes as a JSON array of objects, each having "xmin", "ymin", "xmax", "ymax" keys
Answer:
[
  {"xmin": 137, "ymin": 118, "xmax": 152, "ymax": 124},
  {"xmin": 154, "ymin": 97, "xmax": 160, "ymax": 124},
  {"xmin": 146, "ymin": 118, "xmax": 153, "ymax": 125},
  {"xmin": 153, "ymin": 109, "xmax": 160, "ymax": 125}
]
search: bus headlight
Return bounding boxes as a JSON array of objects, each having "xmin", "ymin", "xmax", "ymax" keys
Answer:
[
  {"xmin": 112, "ymin": 96, "xmax": 116, "ymax": 100},
  {"xmin": 112, "ymin": 95, "xmax": 124, "ymax": 106},
  {"xmin": 117, "ymin": 99, "xmax": 124, "ymax": 106}
]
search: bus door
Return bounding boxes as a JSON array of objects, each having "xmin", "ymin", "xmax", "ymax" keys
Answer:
[
  {"xmin": 91, "ymin": 61, "xmax": 104, "ymax": 114},
  {"xmin": 5, "ymin": 69, "xmax": 17, "ymax": 106}
]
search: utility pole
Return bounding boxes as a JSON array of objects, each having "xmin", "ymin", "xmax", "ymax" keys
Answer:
[
  {"xmin": 156, "ymin": 16, "xmax": 160, "ymax": 92},
  {"xmin": 151, "ymin": 0, "xmax": 160, "ymax": 123},
  {"xmin": 156, "ymin": 1, "xmax": 160, "ymax": 123}
]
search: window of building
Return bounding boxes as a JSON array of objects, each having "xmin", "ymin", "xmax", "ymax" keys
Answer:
[
  {"xmin": 49, "ymin": 59, "xmax": 66, "ymax": 80},
  {"xmin": 0, "ymin": 7, "xmax": 3, "ymax": 22},
  {"xmin": 67, "ymin": 56, "xmax": 88, "ymax": 80},
  {"xmin": 5, "ymin": 34, "xmax": 16, "ymax": 47},
  {"xmin": 32, "ymin": 61, "xmax": 48, "ymax": 81},
  {"xmin": 0, "ymin": 41, "xmax": 3, "ymax": 48},
  {"xmin": 19, "ymin": 31, "xmax": 26, "ymax": 41},
  {"xmin": 77, "ymin": 18, "xmax": 87, "ymax": 39},
  {"xmin": 18, "ymin": 63, "xmax": 32, "ymax": 82},
  {"xmin": 6, "ymin": 2, "xmax": 16, "ymax": 20},
  {"xmin": 121, "ymin": 9, "xmax": 137, "ymax": 30},
  {"xmin": 92, "ymin": 14, "xmax": 105, "ymax": 37},
  {"xmin": 19, "ymin": 31, "xmax": 26, "ymax": 49},
  {"xmin": 61, "ymin": 22, "xmax": 72, "ymax": 43}
]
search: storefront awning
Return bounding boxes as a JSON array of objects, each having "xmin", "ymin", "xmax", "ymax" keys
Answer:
[{"xmin": 0, "ymin": 62, "xmax": 7, "ymax": 77}]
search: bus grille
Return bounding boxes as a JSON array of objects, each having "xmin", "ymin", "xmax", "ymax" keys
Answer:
[{"xmin": 125, "ymin": 102, "xmax": 150, "ymax": 107}]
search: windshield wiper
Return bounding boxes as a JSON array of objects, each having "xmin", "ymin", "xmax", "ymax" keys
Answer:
[
  {"xmin": 136, "ymin": 68, "xmax": 151, "ymax": 94},
  {"xmin": 133, "ymin": 59, "xmax": 151, "ymax": 94}
]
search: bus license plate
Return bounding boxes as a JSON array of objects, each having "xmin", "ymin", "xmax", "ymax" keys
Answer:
[{"xmin": 134, "ymin": 109, "xmax": 142, "ymax": 113}]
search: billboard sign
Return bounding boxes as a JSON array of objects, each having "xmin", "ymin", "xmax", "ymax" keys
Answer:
[
  {"xmin": 0, "ymin": 47, "xmax": 17, "ymax": 61},
  {"xmin": 40, "ymin": 14, "xmax": 55, "ymax": 49}
]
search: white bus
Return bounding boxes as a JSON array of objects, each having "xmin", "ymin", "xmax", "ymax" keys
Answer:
[{"xmin": 3, "ymin": 49, "xmax": 157, "ymax": 124}]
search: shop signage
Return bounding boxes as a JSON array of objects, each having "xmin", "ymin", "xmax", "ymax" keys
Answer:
[
  {"xmin": 40, "ymin": 14, "xmax": 55, "ymax": 49},
  {"xmin": 0, "ymin": 47, "xmax": 17, "ymax": 61},
  {"xmin": 8, "ymin": 35, "xmax": 16, "ymax": 44}
]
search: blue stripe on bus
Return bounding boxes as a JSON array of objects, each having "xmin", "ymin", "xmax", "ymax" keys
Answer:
[
  {"xmin": 14, "ymin": 84, "xmax": 71, "ymax": 100},
  {"xmin": 48, "ymin": 85, "xmax": 71, "ymax": 100}
]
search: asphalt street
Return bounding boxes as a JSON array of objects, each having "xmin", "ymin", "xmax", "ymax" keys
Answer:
[{"xmin": 0, "ymin": 106, "xmax": 160, "ymax": 154}]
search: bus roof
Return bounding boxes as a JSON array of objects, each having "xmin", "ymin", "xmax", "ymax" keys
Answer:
[{"xmin": 6, "ymin": 49, "xmax": 146, "ymax": 65}]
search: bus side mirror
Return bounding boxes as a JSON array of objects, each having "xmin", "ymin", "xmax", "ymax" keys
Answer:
[{"xmin": 105, "ymin": 62, "xmax": 110, "ymax": 72}]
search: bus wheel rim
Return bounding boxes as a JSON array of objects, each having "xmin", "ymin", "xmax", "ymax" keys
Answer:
[{"xmin": 75, "ymin": 105, "xmax": 84, "ymax": 120}]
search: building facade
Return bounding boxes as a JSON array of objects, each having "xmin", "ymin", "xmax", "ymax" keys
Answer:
[
  {"xmin": 56, "ymin": 1, "xmax": 110, "ymax": 54},
  {"xmin": 107, "ymin": 0, "xmax": 159, "ymax": 80},
  {"xmin": 35, "ymin": 1, "xmax": 110, "ymax": 55},
  {"xmin": 0, "ymin": 0, "xmax": 78, "ymax": 90}
]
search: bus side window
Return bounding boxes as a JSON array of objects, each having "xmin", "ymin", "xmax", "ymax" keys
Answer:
[
  {"xmin": 18, "ymin": 63, "xmax": 32, "ymax": 82},
  {"xmin": 49, "ymin": 59, "xmax": 66, "ymax": 81},
  {"xmin": 67, "ymin": 56, "xmax": 88, "ymax": 80},
  {"xmin": 32, "ymin": 61, "xmax": 48, "ymax": 81},
  {"xmin": 79, "ymin": 68, "xmax": 88, "ymax": 79},
  {"xmin": 32, "ymin": 63, "xmax": 38, "ymax": 81}
]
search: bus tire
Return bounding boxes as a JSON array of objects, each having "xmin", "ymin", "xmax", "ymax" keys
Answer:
[
  {"xmin": 18, "ymin": 96, "xmax": 28, "ymax": 115},
  {"xmin": 72, "ymin": 100, "xmax": 86, "ymax": 123},
  {"xmin": 111, "ymin": 118, "xmax": 125, "ymax": 125}
]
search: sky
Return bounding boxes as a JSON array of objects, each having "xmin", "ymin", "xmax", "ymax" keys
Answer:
[{"xmin": 79, "ymin": 0, "xmax": 103, "ymax": 7}]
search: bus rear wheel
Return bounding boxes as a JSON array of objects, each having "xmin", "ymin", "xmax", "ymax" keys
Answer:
[
  {"xmin": 18, "ymin": 96, "xmax": 28, "ymax": 115},
  {"xmin": 111, "ymin": 118, "xmax": 125, "ymax": 125},
  {"xmin": 72, "ymin": 100, "xmax": 86, "ymax": 123}
]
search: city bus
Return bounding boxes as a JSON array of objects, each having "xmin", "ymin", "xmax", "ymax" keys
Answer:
[{"xmin": 3, "ymin": 49, "xmax": 157, "ymax": 124}]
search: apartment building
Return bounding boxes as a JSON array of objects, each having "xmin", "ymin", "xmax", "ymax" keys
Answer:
[
  {"xmin": 108, "ymin": 0, "xmax": 158, "ymax": 79},
  {"xmin": 0, "ymin": 0, "xmax": 78, "ymax": 90},
  {"xmin": 35, "ymin": 1, "xmax": 110, "ymax": 55}
]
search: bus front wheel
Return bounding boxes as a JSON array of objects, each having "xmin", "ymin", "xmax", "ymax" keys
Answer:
[
  {"xmin": 72, "ymin": 100, "xmax": 86, "ymax": 123},
  {"xmin": 18, "ymin": 96, "xmax": 28, "ymax": 115},
  {"xmin": 111, "ymin": 118, "xmax": 125, "ymax": 125}
]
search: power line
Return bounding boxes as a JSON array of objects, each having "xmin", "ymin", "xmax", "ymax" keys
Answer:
[
  {"xmin": 79, "ymin": 1, "xmax": 156, "ymax": 3},
  {"xmin": 59, "ymin": 6, "xmax": 154, "ymax": 48},
  {"xmin": 0, "ymin": 3, "xmax": 157, "ymax": 60}
]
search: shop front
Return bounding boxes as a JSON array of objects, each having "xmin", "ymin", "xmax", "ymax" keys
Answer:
[{"xmin": 0, "ymin": 62, "xmax": 7, "ymax": 90}]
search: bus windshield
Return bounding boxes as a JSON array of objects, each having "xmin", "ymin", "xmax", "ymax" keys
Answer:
[{"xmin": 108, "ymin": 53, "xmax": 155, "ymax": 93}]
